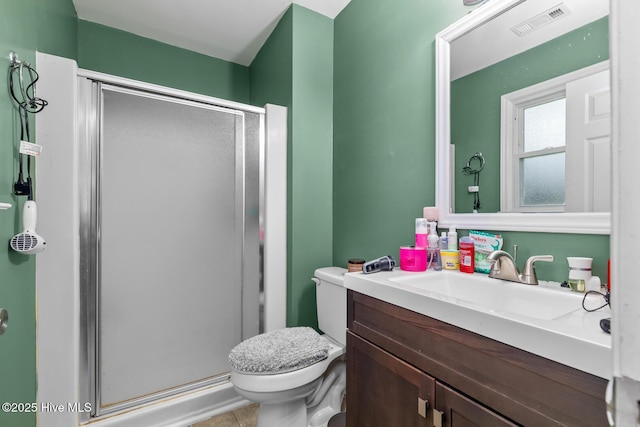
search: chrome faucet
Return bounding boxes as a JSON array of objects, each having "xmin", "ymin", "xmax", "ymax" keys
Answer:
[{"xmin": 487, "ymin": 250, "xmax": 553, "ymax": 285}]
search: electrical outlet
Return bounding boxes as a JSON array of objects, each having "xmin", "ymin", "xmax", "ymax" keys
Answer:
[{"xmin": 468, "ymin": 185, "xmax": 479, "ymax": 193}]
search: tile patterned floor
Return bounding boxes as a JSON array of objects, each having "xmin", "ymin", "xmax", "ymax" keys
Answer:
[{"xmin": 193, "ymin": 403, "xmax": 258, "ymax": 427}]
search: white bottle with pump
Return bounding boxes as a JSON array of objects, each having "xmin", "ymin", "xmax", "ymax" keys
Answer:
[
  {"xmin": 447, "ymin": 226, "xmax": 458, "ymax": 250},
  {"xmin": 415, "ymin": 218, "xmax": 429, "ymax": 248}
]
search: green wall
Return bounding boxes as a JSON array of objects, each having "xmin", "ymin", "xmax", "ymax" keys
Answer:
[
  {"xmin": 0, "ymin": 2, "xmax": 615, "ymax": 426},
  {"xmin": 472, "ymin": 230, "xmax": 609, "ymax": 286},
  {"xmin": 452, "ymin": 17, "xmax": 609, "ymax": 213},
  {"xmin": 1, "ymin": 6, "xmax": 331, "ymax": 423},
  {"xmin": 333, "ymin": 0, "xmax": 610, "ymax": 283},
  {"xmin": 77, "ymin": 20, "xmax": 251, "ymax": 103},
  {"xmin": 251, "ymin": 5, "xmax": 334, "ymax": 328},
  {"xmin": 333, "ymin": 0, "xmax": 470, "ymax": 265},
  {"xmin": 250, "ymin": 8, "xmax": 293, "ymax": 109},
  {"xmin": 0, "ymin": 1, "xmax": 77, "ymax": 425}
]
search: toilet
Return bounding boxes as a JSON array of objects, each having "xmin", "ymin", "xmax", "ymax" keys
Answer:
[{"xmin": 229, "ymin": 267, "xmax": 347, "ymax": 427}]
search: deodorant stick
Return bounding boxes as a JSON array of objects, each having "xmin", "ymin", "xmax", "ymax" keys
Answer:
[{"xmin": 459, "ymin": 236, "xmax": 474, "ymax": 274}]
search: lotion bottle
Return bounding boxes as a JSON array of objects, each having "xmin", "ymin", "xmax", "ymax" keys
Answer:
[
  {"xmin": 448, "ymin": 226, "xmax": 458, "ymax": 250},
  {"xmin": 439, "ymin": 232, "xmax": 448, "ymax": 251}
]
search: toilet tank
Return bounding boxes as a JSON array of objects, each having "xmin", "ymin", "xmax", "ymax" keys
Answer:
[{"xmin": 314, "ymin": 267, "xmax": 347, "ymax": 346}]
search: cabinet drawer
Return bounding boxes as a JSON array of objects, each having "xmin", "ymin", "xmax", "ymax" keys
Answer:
[
  {"xmin": 347, "ymin": 290, "xmax": 608, "ymax": 426},
  {"xmin": 435, "ymin": 381, "xmax": 518, "ymax": 427}
]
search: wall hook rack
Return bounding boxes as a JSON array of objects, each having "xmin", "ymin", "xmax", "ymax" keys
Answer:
[
  {"xmin": 9, "ymin": 50, "xmax": 20, "ymax": 66},
  {"xmin": 9, "ymin": 50, "xmax": 29, "ymax": 67}
]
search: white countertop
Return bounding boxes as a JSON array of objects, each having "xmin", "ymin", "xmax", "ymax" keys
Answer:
[{"xmin": 344, "ymin": 269, "xmax": 612, "ymax": 379}]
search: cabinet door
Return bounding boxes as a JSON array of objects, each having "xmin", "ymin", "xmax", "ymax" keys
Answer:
[
  {"xmin": 434, "ymin": 382, "xmax": 519, "ymax": 427},
  {"xmin": 347, "ymin": 331, "xmax": 434, "ymax": 427}
]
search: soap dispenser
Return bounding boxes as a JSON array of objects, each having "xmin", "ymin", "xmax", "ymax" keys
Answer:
[{"xmin": 427, "ymin": 223, "xmax": 442, "ymax": 271}]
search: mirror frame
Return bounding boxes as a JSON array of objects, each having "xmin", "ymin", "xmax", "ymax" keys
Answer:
[{"xmin": 435, "ymin": 0, "xmax": 611, "ymax": 234}]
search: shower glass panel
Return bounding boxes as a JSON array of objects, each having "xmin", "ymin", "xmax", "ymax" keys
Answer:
[{"xmin": 87, "ymin": 84, "xmax": 260, "ymax": 416}]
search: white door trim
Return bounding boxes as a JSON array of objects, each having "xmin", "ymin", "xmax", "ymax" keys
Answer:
[{"xmin": 610, "ymin": 0, "xmax": 640, "ymax": 424}]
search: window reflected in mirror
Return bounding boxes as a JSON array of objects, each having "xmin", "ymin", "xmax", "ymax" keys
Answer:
[{"xmin": 520, "ymin": 98, "xmax": 567, "ymax": 211}]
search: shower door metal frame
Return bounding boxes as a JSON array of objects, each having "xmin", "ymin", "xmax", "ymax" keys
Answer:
[{"xmin": 77, "ymin": 77, "xmax": 264, "ymax": 422}]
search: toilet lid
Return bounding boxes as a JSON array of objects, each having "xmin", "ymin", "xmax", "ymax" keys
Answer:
[{"xmin": 229, "ymin": 327, "xmax": 330, "ymax": 374}]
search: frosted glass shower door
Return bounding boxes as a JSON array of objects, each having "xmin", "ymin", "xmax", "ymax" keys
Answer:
[{"xmin": 97, "ymin": 86, "xmax": 247, "ymax": 410}]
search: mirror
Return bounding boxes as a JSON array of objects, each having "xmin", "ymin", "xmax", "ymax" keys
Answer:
[{"xmin": 435, "ymin": 0, "xmax": 611, "ymax": 234}]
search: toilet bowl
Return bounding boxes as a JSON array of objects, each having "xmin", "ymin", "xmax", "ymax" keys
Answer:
[{"xmin": 229, "ymin": 267, "xmax": 347, "ymax": 427}]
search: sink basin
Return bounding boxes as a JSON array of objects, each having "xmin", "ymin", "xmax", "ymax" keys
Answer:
[
  {"xmin": 344, "ymin": 269, "xmax": 611, "ymax": 379},
  {"xmin": 388, "ymin": 272, "xmax": 583, "ymax": 320}
]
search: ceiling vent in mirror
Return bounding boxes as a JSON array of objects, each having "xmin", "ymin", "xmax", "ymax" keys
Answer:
[{"xmin": 510, "ymin": 3, "xmax": 571, "ymax": 37}]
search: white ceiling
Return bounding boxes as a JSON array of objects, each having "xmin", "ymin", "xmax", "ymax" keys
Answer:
[
  {"xmin": 450, "ymin": 0, "xmax": 609, "ymax": 80},
  {"xmin": 72, "ymin": 0, "xmax": 351, "ymax": 66}
]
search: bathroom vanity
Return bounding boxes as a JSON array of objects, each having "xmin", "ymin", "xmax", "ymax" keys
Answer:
[{"xmin": 344, "ymin": 270, "xmax": 610, "ymax": 426}]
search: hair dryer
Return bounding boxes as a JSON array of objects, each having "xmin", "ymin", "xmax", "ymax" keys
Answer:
[
  {"xmin": 362, "ymin": 255, "xmax": 396, "ymax": 274},
  {"xmin": 10, "ymin": 200, "xmax": 46, "ymax": 254}
]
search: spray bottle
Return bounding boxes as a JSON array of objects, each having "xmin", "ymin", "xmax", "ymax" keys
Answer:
[{"xmin": 423, "ymin": 207, "xmax": 439, "ymax": 236}]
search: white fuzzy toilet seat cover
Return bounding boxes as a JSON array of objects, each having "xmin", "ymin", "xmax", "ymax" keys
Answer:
[{"xmin": 229, "ymin": 327, "xmax": 330, "ymax": 374}]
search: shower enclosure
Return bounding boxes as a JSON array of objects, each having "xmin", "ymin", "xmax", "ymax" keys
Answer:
[
  {"xmin": 77, "ymin": 79, "xmax": 263, "ymax": 420},
  {"xmin": 34, "ymin": 53, "xmax": 286, "ymax": 427}
]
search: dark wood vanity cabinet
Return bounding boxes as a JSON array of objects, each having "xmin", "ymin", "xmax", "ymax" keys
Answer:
[{"xmin": 346, "ymin": 290, "xmax": 608, "ymax": 427}]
